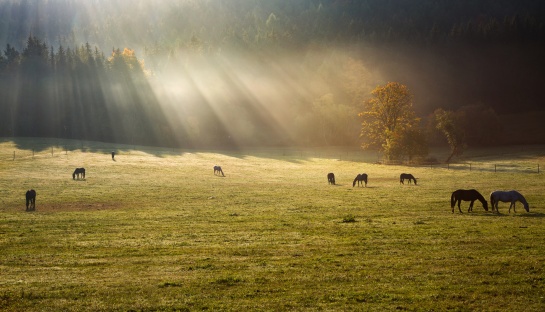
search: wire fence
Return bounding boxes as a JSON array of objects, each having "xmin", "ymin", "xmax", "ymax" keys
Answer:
[{"xmin": 1, "ymin": 140, "xmax": 542, "ymax": 174}]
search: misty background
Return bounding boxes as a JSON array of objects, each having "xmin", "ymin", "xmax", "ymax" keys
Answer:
[{"xmin": 1, "ymin": 0, "xmax": 544, "ymax": 148}]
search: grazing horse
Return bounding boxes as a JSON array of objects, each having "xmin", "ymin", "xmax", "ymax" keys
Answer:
[
  {"xmin": 400, "ymin": 173, "xmax": 417, "ymax": 185},
  {"xmin": 72, "ymin": 168, "xmax": 86, "ymax": 180},
  {"xmin": 214, "ymin": 165, "xmax": 224, "ymax": 176},
  {"xmin": 327, "ymin": 173, "xmax": 335, "ymax": 185},
  {"xmin": 490, "ymin": 190, "xmax": 529, "ymax": 213},
  {"xmin": 353, "ymin": 173, "xmax": 368, "ymax": 187},
  {"xmin": 450, "ymin": 189, "xmax": 488, "ymax": 213},
  {"xmin": 25, "ymin": 189, "xmax": 36, "ymax": 211}
]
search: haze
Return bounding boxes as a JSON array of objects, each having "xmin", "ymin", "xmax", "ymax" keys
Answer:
[{"xmin": 1, "ymin": 0, "xmax": 544, "ymax": 147}]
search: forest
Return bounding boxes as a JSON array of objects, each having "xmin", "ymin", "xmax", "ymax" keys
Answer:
[{"xmin": 1, "ymin": 0, "xmax": 545, "ymax": 149}]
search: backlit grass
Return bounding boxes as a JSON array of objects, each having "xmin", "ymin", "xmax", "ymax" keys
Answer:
[{"xmin": 1, "ymin": 139, "xmax": 544, "ymax": 311}]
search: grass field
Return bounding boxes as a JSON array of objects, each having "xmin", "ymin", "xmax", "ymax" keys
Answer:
[{"xmin": 1, "ymin": 138, "xmax": 545, "ymax": 311}]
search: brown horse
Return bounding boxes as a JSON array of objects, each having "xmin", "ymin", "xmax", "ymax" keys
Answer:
[
  {"xmin": 450, "ymin": 189, "xmax": 488, "ymax": 213},
  {"xmin": 400, "ymin": 173, "xmax": 417, "ymax": 185},
  {"xmin": 26, "ymin": 189, "xmax": 36, "ymax": 211},
  {"xmin": 73, "ymin": 168, "xmax": 86, "ymax": 180},
  {"xmin": 327, "ymin": 173, "xmax": 335, "ymax": 185},
  {"xmin": 353, "ymin": 173, "xmax": 368, "ymax": 187}
]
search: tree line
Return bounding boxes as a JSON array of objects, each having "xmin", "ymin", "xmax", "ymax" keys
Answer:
[
  {"xmin": 0, "ymin": 36, "xmax": 174, "ymax": 146},
  {"xmin": 2, "ymin": 0, "xmax": 544, "ymax": 52}
]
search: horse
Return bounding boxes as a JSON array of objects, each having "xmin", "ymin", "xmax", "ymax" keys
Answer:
[
  {"xmin": 25, "ymin": 189, "xmax": 36, "ymax": 211},
  {"xmin": 353, "ymin": 173, "xmax": 368, "ymax": 187},
  {"xmin": 214, "ymin": 165, "xmax": 224, "ymax": 176},
  {"xmin": 400, "ymin": 173, "xmax": 417, "ymax": 185},
  {"xmin": 450, "ymin": 189, "xmax": 488, "ymax": 213},
  {"xmin": 327, "ymin": 173, "xmax": 335, "ymax": 185},
  {"xmin": 490, "ymin": 190, "xmax": 529, "ymax": 213},
  {"xmin": 72, "ymin": 168, "xmax": 86, "ymax": 180}
]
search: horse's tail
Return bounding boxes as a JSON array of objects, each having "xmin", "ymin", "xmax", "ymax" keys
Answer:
[{"xmin": 450, "ymin": 192, "xmax": 456, "ymax": 208}]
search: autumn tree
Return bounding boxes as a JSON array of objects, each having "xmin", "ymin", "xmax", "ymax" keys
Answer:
[{"xmin": 359, "ymin": 82, "xmax": 427, "ymax": 161}]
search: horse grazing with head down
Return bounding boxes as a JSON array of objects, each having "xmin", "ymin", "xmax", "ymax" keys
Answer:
[
  {"xmin": 400, "ymin": 173, "xmax": 417, "ymax": 185},
  {"xmin": 450, "ymin": 189, "xmax": 488, "ymax": 213},
  {"xmin": 73, "ymin": 168, "xmax": 85, "ymax": 180},
  {"xmin": 353, "ymin": 173, "xmax": 368, "ymax": 187},
  {"xmin": 327, "ymin": 173, "xmax": 335, "ymax": 185},
  {"xmin": 26, "ymin": 189, "xmax": 36, "ymax": 211},
  {"xmin": 490, "ymin": 190, "xmax": 529, "ymax": 213},
  {"xmin": 214, "ymin": 165, "xmax": 225, "ymax": 176}
]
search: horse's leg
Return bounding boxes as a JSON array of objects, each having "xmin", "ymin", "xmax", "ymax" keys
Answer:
[
  {"xmin": 468, "ymin": 200, "xmax": 475, "ymax": 212},
  {"xmin": 457, "ymin": 200, "xmax": 463, "ymax": 213},
  {"xmin": 510, "ymin": 202, "xmax": 515, "ymax": 213}
]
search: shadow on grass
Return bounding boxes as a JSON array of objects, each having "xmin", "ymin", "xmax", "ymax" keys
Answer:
[{"xmin": 480, "ymin": 212, "xmax": 545, "ymax": 218}]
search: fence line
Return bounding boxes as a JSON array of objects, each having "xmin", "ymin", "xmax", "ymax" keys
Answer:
[{"xmin": 2, "ymin": 143, "xmax": 541, "ymax": 174}]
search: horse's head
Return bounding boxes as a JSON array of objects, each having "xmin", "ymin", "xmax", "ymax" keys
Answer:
[
  {"xmin": 524, "ymin": 203, "xmax": 530, "ymax": 212},
  {"xmin": 483, "ymin": 201, "xmax": 489, "ymax": 211}
]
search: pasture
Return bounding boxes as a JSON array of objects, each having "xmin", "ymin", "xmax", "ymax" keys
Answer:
[{"xmin": 1, "ymin": 138, "xmax": 545, "ymax": 311}]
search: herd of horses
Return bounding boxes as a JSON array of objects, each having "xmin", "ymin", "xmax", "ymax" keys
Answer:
[
  {"xmin": 23, "ymin": 163, "xmax": 531, "ymax": 214},
  {"xmin": 327, "ymin": 171, "xmax": 530, "ymax": 214},
  {"xmin": 327, "ymin": 172, "xmax": 415, "ymax": 187}
]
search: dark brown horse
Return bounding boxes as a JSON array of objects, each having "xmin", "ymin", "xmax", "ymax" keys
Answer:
[
  {"xmin": 353, "ymin": 173, "xmax": 368, "ymax": 187},
  {"xmin": 73, "ymin": 168, "xmax": 86, "ymax": 180},
  {"xmin": 400, "ymin": 173, "xmax": 417, "ymax": 185},
  {"xmin": 327, "ymin": 173, "xmax": 335, "ymax": 185},
  {"xmin": 26, "ymin": 189, "xmax": 36, "ymax": 211},
  {"xmin": 450, "ymin": 189, "xmax": 488, "ymax": 213}
]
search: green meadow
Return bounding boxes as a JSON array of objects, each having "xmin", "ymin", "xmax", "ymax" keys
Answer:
[{"xmin": 1, "ymin": 138, "xmax": 544, "ymax": 311}]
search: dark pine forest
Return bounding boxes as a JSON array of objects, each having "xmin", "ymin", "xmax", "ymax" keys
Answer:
[{"xmin": 1, "ymin": 0, "xmax": 545, "ymax": 148}]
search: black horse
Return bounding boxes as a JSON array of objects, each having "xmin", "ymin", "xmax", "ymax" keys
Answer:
[
  {"xmin": 73, "ymin": 168, "xmax": 86, "ymax": 180},
  {"xmin": 26, "ymin": 189, "xmax": 36, "ymax": 211},
  {"xmin": 214, "ymin": 165, "xmax": 224, "ymax": 176},
  {"xmin": 400, "ymin": 173, "xmax": 417, "ymax": 185},
  {"xmin": 450, "ymin": 189, "xmax": 489, "ymax": 213},
  {"xmin": 327, "ymin": 173, "xmax": 335, "ymax": 185},
  {"xmin": 353, "ymin": 173, "xmax": 368, "ymax": 187}
]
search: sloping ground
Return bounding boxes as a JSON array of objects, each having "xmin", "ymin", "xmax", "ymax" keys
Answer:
[{"xmin": 499, "ymin": 111, "xmax": 545, "ymax": 145}]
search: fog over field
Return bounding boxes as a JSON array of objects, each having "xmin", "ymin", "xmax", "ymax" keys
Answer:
[{"xmin": 1, "ymin": 0, "xmax": 544, "ymax": 147}]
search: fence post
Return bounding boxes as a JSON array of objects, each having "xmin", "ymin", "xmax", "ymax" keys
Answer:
[{"xmin": 13, "ymin": 151, "xmax": 15, "ymax": 160}]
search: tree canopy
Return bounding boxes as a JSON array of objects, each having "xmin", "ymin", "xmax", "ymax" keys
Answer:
[{"xmin": 359, "ymin": 82, "xmax": 427, "ymax": 161}]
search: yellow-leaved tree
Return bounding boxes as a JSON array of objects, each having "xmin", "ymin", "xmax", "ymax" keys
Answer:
[{"xmin": 358, "ymin": 82, "xmax": 427, "ymax": 162}]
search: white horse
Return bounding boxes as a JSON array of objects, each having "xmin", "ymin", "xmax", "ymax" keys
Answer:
[{"xmin": 490, "ymin": 190, "xmax": 529, "ymax": 213}]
